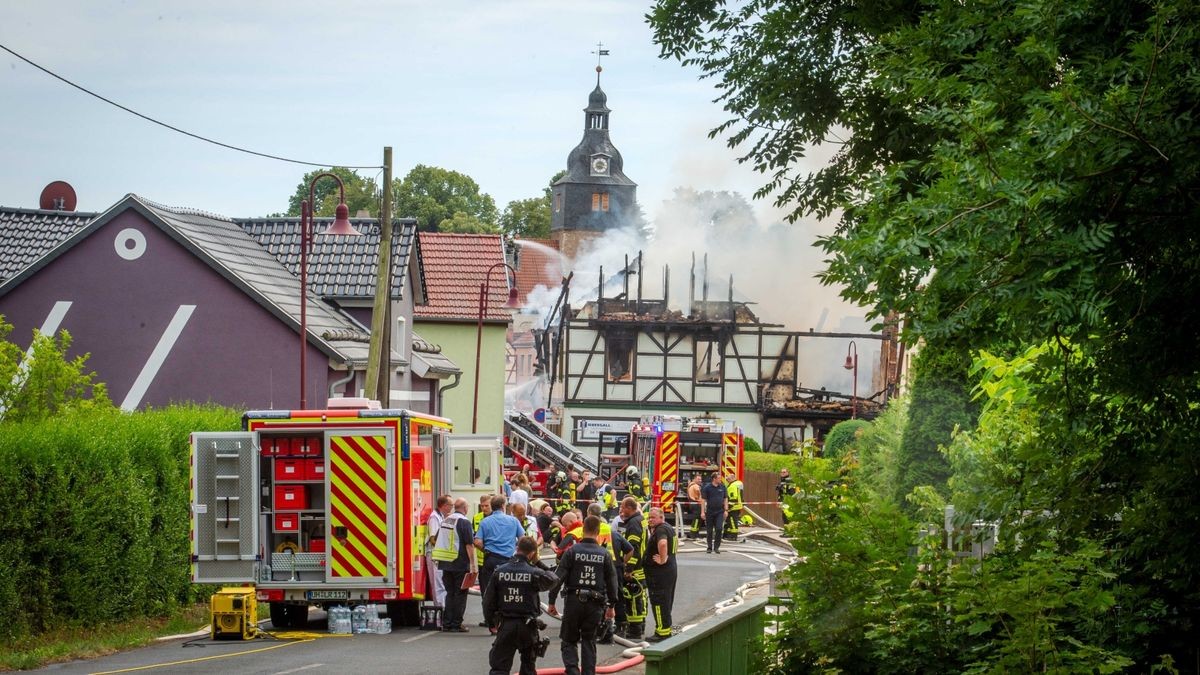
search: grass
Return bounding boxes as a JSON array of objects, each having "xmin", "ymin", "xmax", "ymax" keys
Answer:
[{"xmin": 0, "ymin": 604, "xmax": 211, "ymax": 671}]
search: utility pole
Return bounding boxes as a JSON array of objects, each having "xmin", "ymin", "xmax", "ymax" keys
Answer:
[{"xmin": 365, "ymin": 146, "xmax": 394, "ymax": 405}]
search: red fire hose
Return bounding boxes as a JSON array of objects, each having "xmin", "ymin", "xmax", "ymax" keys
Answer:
[{"xmin": 526, "ymin": 653, "xmax": 646, "ymax": 674}]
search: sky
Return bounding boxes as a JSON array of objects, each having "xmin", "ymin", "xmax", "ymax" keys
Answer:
[{"xmin": 0, "ymin": 0, "xmax": 878, "ymax": 391}]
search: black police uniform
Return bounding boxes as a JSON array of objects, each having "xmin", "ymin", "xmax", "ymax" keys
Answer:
[
  {"xmin": 482, "ymin": 554, "xmax": 558, "ymax": 675},
  {"xmin": 549, "ymin": 538, "xmax": 619, "ymax": 675},
  {"xmin": 645, "ymin": 520, "xmax": 678, "ymax": 640}
]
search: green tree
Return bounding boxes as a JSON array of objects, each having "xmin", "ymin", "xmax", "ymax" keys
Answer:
[
  {"xmin": 393, "ymin": 164, "xmax": 498, "ymax": 232},
  {"xmin": 499, "ymin": 197, "xmax": 551, "ymax": 239},
  {"xmin": 285, "ymin": 167, "xmax": 379, "ymax": 217},
  {"xmin": 499, "ymin": 170, "xmax": 566, "ymax": 240},
  {"xmin": 437, "ymin": 211, "xmax": 500, "ymax": 234},
  {"xmin": 652, "ymin": 0, "xmax": 1200, "ymax": 665},
  {"xmin": 0, "ymin": 316, "xmax": 112, "ymax": 423},
  {"xmin": 822, "ymin": 418, "xmax": 870, "ymax": 460}
]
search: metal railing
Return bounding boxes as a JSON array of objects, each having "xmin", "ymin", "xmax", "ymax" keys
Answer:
[{"xmin": 641, "ymin": 596, "xmax": 770, "ymax": 675}]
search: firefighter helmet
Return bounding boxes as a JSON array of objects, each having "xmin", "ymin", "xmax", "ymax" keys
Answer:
[
  {"xmin": 556, "ymin": 470, "xmax": 567, "ymax": 482},
  {"xmin": 625, "ymin": 466, "xmax": 640, "ymax": 480}
]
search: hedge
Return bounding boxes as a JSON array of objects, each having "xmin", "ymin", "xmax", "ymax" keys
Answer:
[
  {"xmin": 744, "ymin": 450, "xmax": 799, "ymax": 474},
  {"xmin": 0, "ymin": 405, "xmax": 239, "ymax": 641}
]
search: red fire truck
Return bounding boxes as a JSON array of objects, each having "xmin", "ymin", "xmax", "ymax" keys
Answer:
[
  {"xmin": 189, "ymin": 399, "xmax": 493, "ymax": 628},
  {"xmin": 623, "ymin": 414, "xmax": 744, "ymax": 514}
]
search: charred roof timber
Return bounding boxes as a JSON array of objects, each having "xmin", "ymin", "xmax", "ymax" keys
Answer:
[{"xmin": 578, "ymin": 250, "xmax": 765, "ymax": 326}]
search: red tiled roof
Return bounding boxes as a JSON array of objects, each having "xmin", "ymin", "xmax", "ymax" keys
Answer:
[
  {"xmin": 415, "ymin": 232, "xmax": 511, "ymax": 321},
  {"xmin": 513, "ymin": 238, "xmax": 564, "ymax": 305}
]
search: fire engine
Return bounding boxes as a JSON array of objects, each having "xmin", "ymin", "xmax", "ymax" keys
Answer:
[
  {"xmin": 622, "ymin": 414, "xmax": 744, "ymax": 514},
  {"xmin": 189, "ymin": 398, "xmax": 500, "ymax": 628}
]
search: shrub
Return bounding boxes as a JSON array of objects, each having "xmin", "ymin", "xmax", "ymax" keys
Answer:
[
  {"xmin": 823, "ymin": 419, "xmax": 871, "ymax": 459},
  {"xmin": 0, "ymin": 404, "xmax": 239, "ymax": 641}
]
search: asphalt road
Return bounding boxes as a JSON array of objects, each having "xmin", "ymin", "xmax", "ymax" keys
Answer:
[{"xmin": 34, "ymin": 534, "xmax": 791, "ymax": 675}]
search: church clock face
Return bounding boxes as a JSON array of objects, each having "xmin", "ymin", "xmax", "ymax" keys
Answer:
[{"xmin": 591, "ymin": 156, "xmax": 609, "ymax": 175}]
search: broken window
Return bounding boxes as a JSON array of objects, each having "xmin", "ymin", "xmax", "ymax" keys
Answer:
[
  {"xmin": 694, "ymin": 338, "xmax": 723, "ymax": 384},
  {"xmin": 606, "ymin": 332, "xmax": 634, "ymax": 382}
]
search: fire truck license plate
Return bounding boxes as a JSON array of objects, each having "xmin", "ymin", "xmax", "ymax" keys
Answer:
[{"xmin": 308, "ymin": 590, "xmax": 349, "ymax": 600}]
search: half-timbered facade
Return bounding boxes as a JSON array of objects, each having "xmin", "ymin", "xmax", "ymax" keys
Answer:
[{"xmin": 559, "ymin": 289, "xmax": 900, "ymax": 452}]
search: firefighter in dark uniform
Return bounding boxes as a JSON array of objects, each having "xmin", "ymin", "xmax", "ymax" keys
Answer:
[
  {"xmin": 614, "ymin": 496, "xmax": 648, "ymax": 639},
  {"xmin": 624, "ymin": 466, "xmax": 648, "ymax": 502},
  {"xmin": 482, "ymin": 536, "xmax": 558, "ymax": 675},
  {"xmin": 547, "ymin": 515, "xmax": 620, "ymax": 675},
  {"xmin": 552, "ymin": 471, "xmax": 576, "ymax": 514},
  {"xmin": 643, "ymin": 506, "xmax": 679, "ymax": 642}
]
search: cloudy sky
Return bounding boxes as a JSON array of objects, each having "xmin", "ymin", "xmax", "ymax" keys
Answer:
[
  {"xmin": 0, "ymin": 0, "xmax": 877, "ymax": 388},
  {"xmin": 0, "ymin": 0, "xmax": 792, "ymax": 222}
]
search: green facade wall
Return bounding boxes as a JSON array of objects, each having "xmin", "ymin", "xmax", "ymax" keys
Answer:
[{"xmin": 416, "ymin": 321, "xmax": 508, "ymax": 435}]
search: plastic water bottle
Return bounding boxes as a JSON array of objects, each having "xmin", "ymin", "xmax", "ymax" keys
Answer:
[
  {"xmin": 328, "ymin": 605, "xmax": 351, "ymax": 634},
  {"xmin": 352, "ymin": 605, "xmax": 369, "ymax": 634},
  {"xmin": 376, "ymin": 617, "xmax": 392, "ymax": 634}
]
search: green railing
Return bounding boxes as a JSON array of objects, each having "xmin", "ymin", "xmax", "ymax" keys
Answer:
[{"xmin": 641, "ymin": 596, "xmax": 770, "ymax": 675}]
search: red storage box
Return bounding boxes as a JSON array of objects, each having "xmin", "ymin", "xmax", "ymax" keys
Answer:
[
  {"xmin": 275, "ymin": 458, "xmax": 304, "ymax": 480},
  {"xmin": 274, "ymin": 485, "xmax": 308, "ymax": 510},
  {"xmin": 308, "ymin": 538, "xmax": 326, "ymax": 553},
  {"xmin": 299, "ymin": 437, "xmax": 320, "ymax": 456},
  {"xmin": 287, "ymin": 438, "xmax": 305, "ymax": 456},
  {"xmin": 260, "ymin": 438, "xmax": 277, "ymax": 456},
  {"xmin": 274, "ymin": 513, "xmax": 299, "ymax": 531},
  {"xmin": 305, "ymin": 458, "xmax": 325, "ymax": 481}
]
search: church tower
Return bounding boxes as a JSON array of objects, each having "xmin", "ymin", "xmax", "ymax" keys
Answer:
[{"xmin": 550, "ymin": 66, "xmax": 638, "ymax": 262}]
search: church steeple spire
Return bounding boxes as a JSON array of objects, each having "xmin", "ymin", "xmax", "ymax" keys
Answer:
[{"xmin": 550, "ymin": 60, "xmax": 639, "ymax": 260}]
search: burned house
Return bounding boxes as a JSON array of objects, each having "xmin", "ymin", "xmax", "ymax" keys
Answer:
[{"xmin": 546, "ymin": 254, "xmax": 904, "ymax": 452}]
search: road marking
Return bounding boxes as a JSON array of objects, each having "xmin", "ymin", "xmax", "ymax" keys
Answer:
[
  {"xmin": 401, "ymin": 630, "xmax": 439, "ymax": 643},
  {"xmin": 120, "ymin": 304, "xmax": 195, "ymax": 410},
  {"xmin": 88, "ymin": 638, "xmax": 310, "ymax": 674},
  {"xmin": 272, "ymin": 664, "xmax": 325, "ymax": 674}
]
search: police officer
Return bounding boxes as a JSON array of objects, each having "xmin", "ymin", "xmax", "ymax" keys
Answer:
[
  {"xmin": 483, "ymin": 536, "xmax": 558, "ymax": 675},
  {"xmin": 585, "ymin": 503, "xmax": 631, "ymax": 643},
  {"xmin": 614, "ymin": 496, "xmax": 647, "ymax": 639},
  {"xmin": 643, "ymin": 507, "xmax": 678, "ymax": 643},
  {"xmin": 724, "ymin": 472, "xmax": 744, "ymax": 540},
  {"xmin": 547, "ymin": 516, "xmax": 619, "ymax": 675}
]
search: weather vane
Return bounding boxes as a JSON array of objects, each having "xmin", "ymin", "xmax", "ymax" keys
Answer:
[{"xmin": 592, "ymin": 41, "xmax": 610, "ymax": 73}]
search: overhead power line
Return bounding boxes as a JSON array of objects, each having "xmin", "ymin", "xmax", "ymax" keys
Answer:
[{"xmin": 0, "ymin": 43, "xmax": 381, "ymax": 170}]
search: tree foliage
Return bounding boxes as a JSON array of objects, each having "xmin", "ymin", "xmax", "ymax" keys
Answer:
[
  {"xmin": 499, "ymin": 171, "xmax": 565, "ymax": 240},
  {"xmin": 0, "ymin": 316, "xmax": 112, "ymax": 423},
  {"xmin": 285, "ymin": 167, "xmax": 379, "ymax": 217},
  {"xmin": 655, "ymin": 187, "xmax": 757, "ymax": 241},
  {"xmin": 822, "ymin": 418, "xmax": 870, "ymax": 460},
  {"xmin": 393, "ymin": 164, "xmax": 498, "ymax": 232},
  {"xmin": 653, "ymin": 0, "xmax": 1200, "ymax": 667}
]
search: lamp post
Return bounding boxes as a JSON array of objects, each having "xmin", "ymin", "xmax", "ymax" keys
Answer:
[
  {"xmin": 299, "ymin": 172, "xmax": 362, "ymax": 410},
  {"xmin": 843, "ymin": 341, "xmax": 859, "ymax": 419},
  {"xmin": 473, "ymin": 262, "xmax": 520, "ymax": 432}
]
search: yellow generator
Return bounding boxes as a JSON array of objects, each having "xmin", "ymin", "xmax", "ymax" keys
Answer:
[{"xmin": 210, "ymin": 586, "xmax": 258, "ymax": 640}]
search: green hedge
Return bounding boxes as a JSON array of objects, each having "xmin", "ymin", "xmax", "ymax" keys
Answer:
[
  {"xmin": 744, "ymin": 450, "xmax": 798, "ymax": 474},
  {"xmin": 0, "ymin": 405, "xmax": 239, "ymax": 641}
]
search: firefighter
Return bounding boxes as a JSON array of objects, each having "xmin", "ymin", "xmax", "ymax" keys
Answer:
[
  {"xmin": 643, "ymin": 507, "xmax": 678, "ymax": 643},
  {"xmin": 614, "ymin": 496, "xmax": 647, "ymax": 640},
  {"xmin": 777, "ymin": 468, "xmax": 796, "ymax": 524},
  {"xmin": 625, "ymin": 466, "xmax": 648, "ymax": 502},
  {"xmin": 546, "ymin": 515, "xmax": 619, "ymax": 675},
  {"xmin": 685, "ymin": 474, "xmax": 704, "ymax": 539},
  {"xmin": 552, "ymin": 471, "xmax": 576, "ymax": 514},
  {"xmin": 482, "ymin": 536, "xmax": 558, "ymax": 675},
  {"xmin": 724, "ymin": 473, "xmax": 744, "ymax": 540}
]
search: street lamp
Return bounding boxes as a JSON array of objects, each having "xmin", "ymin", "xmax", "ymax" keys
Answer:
[
  {"xmin": 473, "ymin": 262, "xmax": 520, "ymax": 432},
  {"xmin": 299, "ymin": 173, "xmax": 362, "ymax": 410},
  {"xmin": 843, "ymin": 340, "xmax": 859, "ymax": 419}
]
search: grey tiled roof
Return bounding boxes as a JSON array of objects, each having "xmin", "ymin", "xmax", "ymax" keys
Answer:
[
  {"xmin": 0, "ymin": 207, "xmax": 96, "ymax": 283},
  {"xmin": 236, "ymin": 218, "xmax": 418, "ymax": 300}
]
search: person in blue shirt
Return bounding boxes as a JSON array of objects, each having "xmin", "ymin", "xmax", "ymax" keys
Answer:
[{"xmin": 474, "ymin": 494, "xmax": 528, "ymax": 630}]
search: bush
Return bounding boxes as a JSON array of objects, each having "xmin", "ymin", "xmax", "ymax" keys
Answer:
[
  {"xmin": 744, "ymin": 450, "xmax": 796, "ymax": 474},
  {"xmin": 0, "ymin": 404, "xmax": 239, "ymax": 641},
  {"xmin": 823, "ymin": 419, "xmax": 871, "ymax": 459}
]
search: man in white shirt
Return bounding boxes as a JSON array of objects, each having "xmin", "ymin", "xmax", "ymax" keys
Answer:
[{"xmin": 426, "ymin": 495, "xmax": 453, "ymax": 608}]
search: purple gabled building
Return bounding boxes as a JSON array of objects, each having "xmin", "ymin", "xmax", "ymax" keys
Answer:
[{"xmin": 0, "ymin": 193, "xmax": 459, "ymax": 413}]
